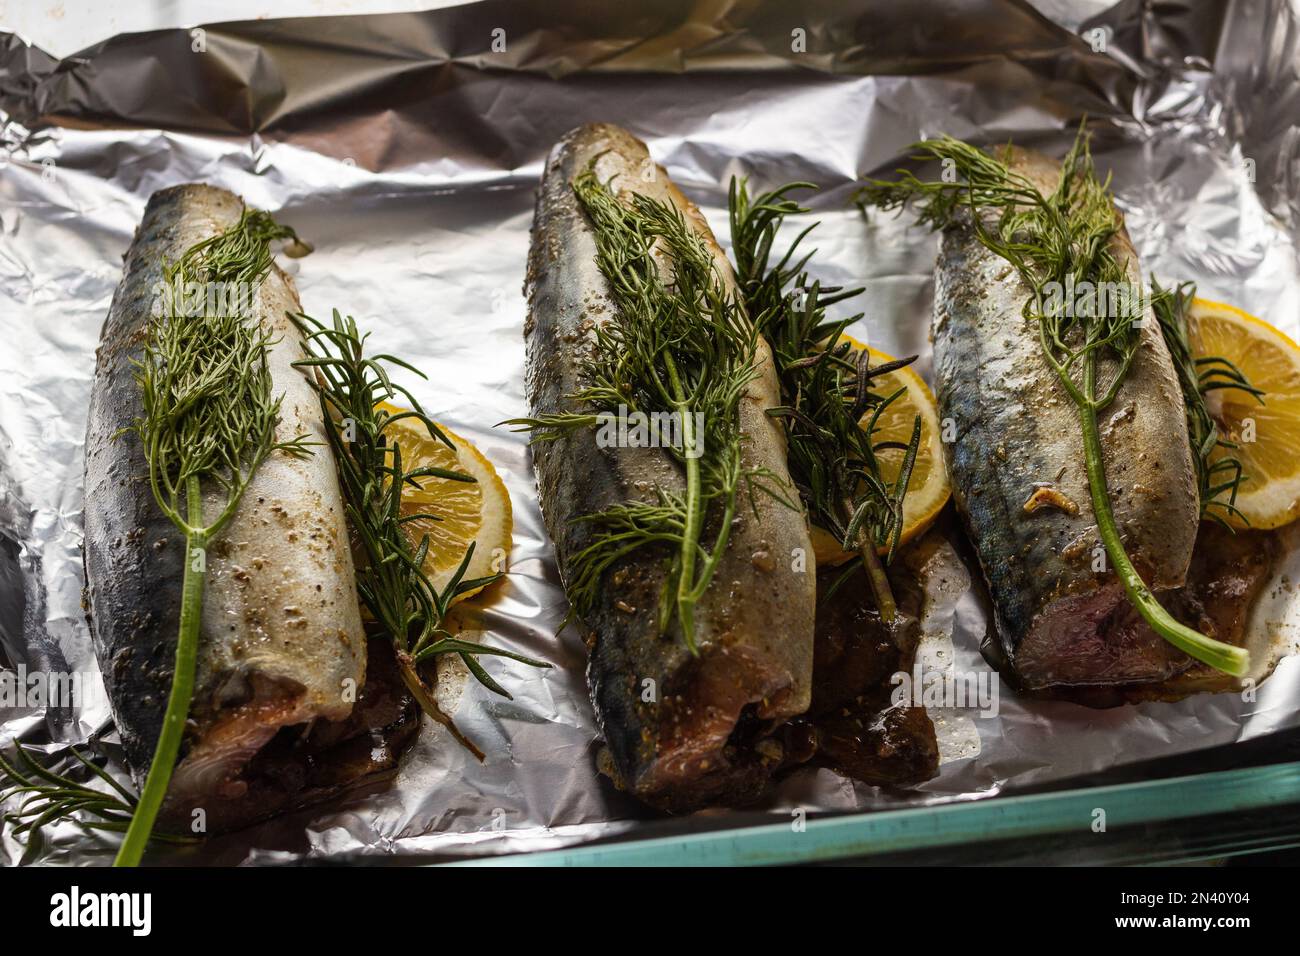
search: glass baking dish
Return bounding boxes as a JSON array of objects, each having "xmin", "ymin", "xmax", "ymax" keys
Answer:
[{"xmin": 453, "ymin": 735, "xmax": 1300, "ymax": 866}]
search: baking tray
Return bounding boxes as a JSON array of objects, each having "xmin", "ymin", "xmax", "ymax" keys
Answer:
[{"xmin": 2, "ymin": 0, "xmax": 1299, "ymax": 865}]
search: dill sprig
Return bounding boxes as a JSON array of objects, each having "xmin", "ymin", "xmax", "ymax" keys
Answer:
[
  {"xmin": 0, "ymin": 743, "xmax": 196, "ymax": 863},
  {"xmin": 292, "ymin": 309, "xmax": 548, "ymax": 761},
  {"xmin": 2, "ymin": 206, "xmax": 309, "ymax": 865},
  {"xmin": 135, "ymin": 208, "xmax": 313, "ymax": 536},
  {"xmin": 728, "ymin": 178, "xmax": 921, "ymax": 622},
  {"xmin": 116, "ymin": 205, "xmax": 314, "ymax": 865},
  {"xmin": 857, "ymin": 126, "xmax": 1250, "ymax": 677},
  {"xmin": 507, "ymin": 165, "xmax": 772, "ymax": 654},
  {"xmin": 1150, "ymin": 278, "xmax": 1264, "ymax": 525}
]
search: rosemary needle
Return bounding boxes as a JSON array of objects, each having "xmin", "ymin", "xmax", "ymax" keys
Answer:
[
  {"xmin": 292, "ymin": 309, "xmax": 549, "ymax": 760},
  {"xmin": 728, "ymin": 177, "xmax": 922, "ymax": 623},
  {"xmin": 0, "ymin": 744, "xmax": 197, "ymax": 863},
  {"xmin": 857, "ymin": 125, "xmax": 1251, "ymax": 676},
  {"xmin": 1150, "ymin": 277, "xmax": 1263, "ymax": 525}
]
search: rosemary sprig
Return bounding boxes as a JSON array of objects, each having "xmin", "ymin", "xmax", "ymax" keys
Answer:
[
  {"xmin": 292, "ymin": 309, "xmax": 548, "ymax": 761},
  {"xmin": 507, "ymin": 165, "xmax": 773, "ymax": 653},
  {"xmin": 1150, "ymin": 278, "xmax": 1264, "ymax": 525},
  {"xmin": 728, "ymin": 178, "xmax": 921, "ymax": 622},
  {"xmin": 857, "ymin": 126, "xmax": 1250, "ymax": 676}
]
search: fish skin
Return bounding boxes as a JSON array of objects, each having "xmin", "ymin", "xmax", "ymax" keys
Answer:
[
  {"xmin": 83, "ymin": 184, "xmax": 368, "ymax": 828},
  {"xmin": 933, "ymin": 147, "xmax": 1200, "ymax": 689},
  {"xmin": 525, "ymin": 124, "xmax": 816, "ymax": 812}
]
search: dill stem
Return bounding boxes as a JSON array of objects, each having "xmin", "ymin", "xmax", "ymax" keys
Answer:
[
  {"xmin": 114, "ymin": 474, "xmax": 206, "ymax": 867},
  {"xmin": 663, "ymin": 351, "xmax": 704, "ymax": 653},
  {"xmin": 1077, "ymin": 355, "xmax": 1249, "ymax": 677},
  {"xmin": 688, "ymin": 493, "xmax": 736, "ymax": 605}
]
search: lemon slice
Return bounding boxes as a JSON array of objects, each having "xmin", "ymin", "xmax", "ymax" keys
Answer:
[
  {"xmin": 1185, "ymin": 298, "xmax": 1300, "ymax": 530},
  {"xmin": 809, "ymin": 335, "xmax": 950, "ymax": 565},
  {"xmin": 377, "ymin": 402, "xmax": 513, "ymax": 599}
]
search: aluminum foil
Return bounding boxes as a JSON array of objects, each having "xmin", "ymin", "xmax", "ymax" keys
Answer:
[{"xmin": 2, "ymin": 0, "xmax": 1299, "ymax": 865}]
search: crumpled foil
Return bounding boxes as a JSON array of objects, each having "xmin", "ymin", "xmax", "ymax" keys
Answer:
[{"xmin": 2, "ymin": 0, "xmax": 1298, "ymax": 865}]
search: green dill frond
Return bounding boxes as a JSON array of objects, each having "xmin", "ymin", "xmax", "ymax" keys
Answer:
[
  {"xmin": 859, "ymin": 128, "xmax": 1138, "ymax": 409},
  {"xmin": 133, "ymin": 206, "xmax": 315, "ymax": 534}
]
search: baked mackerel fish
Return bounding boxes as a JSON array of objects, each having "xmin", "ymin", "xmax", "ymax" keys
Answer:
[
  {"xmin": 525, "ymin": 123, "xmax": 816, "ymax": 812},
  {"xmin": 932, "ymin": 148, "xmax": 1201, "ymax": 689},
  {"xmin": 84, "ymin": 185, "xmax": 413, "ymax": 833}
]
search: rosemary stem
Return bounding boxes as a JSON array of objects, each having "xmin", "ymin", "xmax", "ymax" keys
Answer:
[
  {"xmin": 1077, "ymin": 357, "xmax": 1249, "ymax": 677},
  {"xmin": 850, "ymin": 507, "xmax": 897, "ymax": 622},
  {"xmin": 663, "ymin": 351, "xmax": 704, "ymax": 654},
  {"xmin": 114, "ymin": 474, "xmax": 206, "ymax": 866},
  {"xmin": 394, "ymin": 652, "xmax": 485, "ymax": 762}
]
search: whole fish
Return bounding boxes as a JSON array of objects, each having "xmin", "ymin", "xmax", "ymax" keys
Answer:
[
  {"xmin": 84, "ymin": 184, "xmax": 411, "ymax": 832},
  {"xmin": 525, "ymin": 124, "xmax": 816, "ymax": 812},
  {"xmin": 933, "ymin": 147, "xmax": 1200, "ymax": 689}
]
